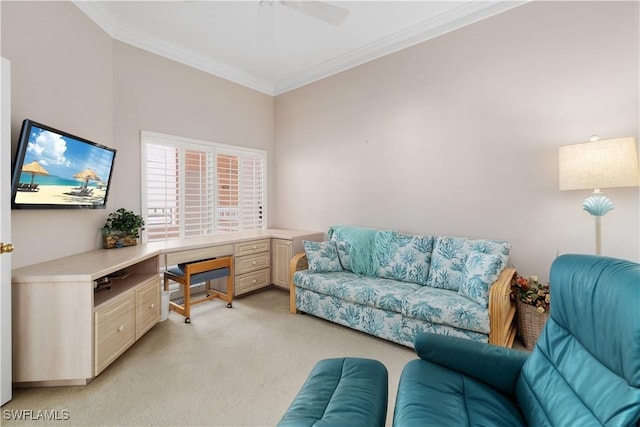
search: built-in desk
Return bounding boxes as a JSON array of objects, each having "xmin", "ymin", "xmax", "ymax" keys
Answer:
[{"xmin": 11, "ymin": 229, "xmax": 322, "ymax": 387}]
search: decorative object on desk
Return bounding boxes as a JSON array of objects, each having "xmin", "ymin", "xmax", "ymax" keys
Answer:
[
  {"xmin": 511, "ymin": 274, "xmax": 550, "ymax": 350},
  {"xmin": 102, "ymin": 208, "xmax": 145, "ymax": 249},
  {"xmin": 107, "ymin": 269, "xmax": 130, "ymax": 280},
  {"xmin": 558, "ymin": 136, "xmax": 640, "ymax": 255},
  {"xmin": 94, "ymin": 276, "xmax": 112, "ymax": 292}
]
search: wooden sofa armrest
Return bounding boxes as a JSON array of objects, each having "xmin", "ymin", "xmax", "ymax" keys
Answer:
[
  {"xmin": 289, "ymin": 253, "xmax": 308, "ymax": 314},
  {"xmin": 488, "ymin": 267, "xmax": 517, "ymax": 347}
]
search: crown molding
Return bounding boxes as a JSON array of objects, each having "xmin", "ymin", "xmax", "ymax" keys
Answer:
[
  {"xmin": 272, "ymin": 1, "xmax": 529, "ymax": 95},
  {"xmin": 73, "ymin": 1, "xmax": 118, "ymax": 38},
  {"xmin": 113, "ymin": 24, "xmax": 275, "ymax": 95},
  {"xmin": 73, "ymin": 1, "xmax": 528, "ymax": 97},
  {"xmin": 72, "ymin": 1, "xmax": 275, "ymax": 95}
]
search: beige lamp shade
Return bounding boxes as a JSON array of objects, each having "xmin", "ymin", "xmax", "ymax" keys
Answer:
[{"xmin": 558, "ymin": 137, "xmax": 640, "ymax": 191}]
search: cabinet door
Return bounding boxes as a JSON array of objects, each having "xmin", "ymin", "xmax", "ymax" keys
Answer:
[
  {"xmin": 272, "ymin": 239, "xmax": 292, "ymax": 288},
  {"xmin": 135, "ymin": 277, "xmax": 160, "ymax": 340},
  {"xmin": 94, "ymin": 294, "xmax": 135, "ymax": 376}
]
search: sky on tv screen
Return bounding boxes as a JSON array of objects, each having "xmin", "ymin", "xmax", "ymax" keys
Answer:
[{"xmin": 20, "ymin": 125, "xmax": 114, "ymax": 187}]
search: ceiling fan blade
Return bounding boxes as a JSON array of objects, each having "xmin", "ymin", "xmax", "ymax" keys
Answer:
[
  {"xmin": 281, "ymin": 1, "xmax": 349, "ymax": 26},
  {"xmin": 257, "ymin": 0, "xmax": 275, "ymax": 40}
]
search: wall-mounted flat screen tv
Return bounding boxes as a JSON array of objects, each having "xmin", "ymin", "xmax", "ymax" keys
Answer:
[{"xmin": 11, "ymin": 119, "xmax": 116, "ymax": 209}]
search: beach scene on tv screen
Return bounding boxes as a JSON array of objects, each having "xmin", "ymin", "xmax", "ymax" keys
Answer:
[{"xmin": 14, "ymin": 125, "xmax": 115, "ymax": 206}]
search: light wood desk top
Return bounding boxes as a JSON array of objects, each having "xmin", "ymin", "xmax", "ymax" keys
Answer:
[{"xmin": 12, "ymin": 228, "xmax": 323, "ymax": 284}]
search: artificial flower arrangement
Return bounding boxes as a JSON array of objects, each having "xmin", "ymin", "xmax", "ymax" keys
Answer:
[{"xmin": 510, "ymin": 274, "xmax": 550, "ymax": 314}]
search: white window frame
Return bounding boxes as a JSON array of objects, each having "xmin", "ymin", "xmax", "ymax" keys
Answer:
[{"xmin": 140, "ymin": 131, "xmax": 267, "ymax": 243}]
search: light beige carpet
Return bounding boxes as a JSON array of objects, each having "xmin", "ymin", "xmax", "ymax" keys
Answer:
[{"xmin": 2, "ymin": 288, "xmax": 416, "ymax": 426}]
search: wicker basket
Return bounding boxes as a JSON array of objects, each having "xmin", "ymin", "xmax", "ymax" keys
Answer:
[
  {"xmin": 517, "ymin": 301, "xmax": 549, "ymax": 350},
  {"xmin": 103, "ymin": 233, "xmax": 137, "ymax": 249}
]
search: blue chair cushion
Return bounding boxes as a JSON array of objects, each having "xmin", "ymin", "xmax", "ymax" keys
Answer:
[
  {"xmin": 278, "ymin": 357, "xmax": 388, "ymax": 427},
  {"xmin": 394, "ymin": 358, "xmax": 525, "ymax": 426},
  {"xmin": 168, "ymin": 262, "xmax": 230, "ymax": 285}
]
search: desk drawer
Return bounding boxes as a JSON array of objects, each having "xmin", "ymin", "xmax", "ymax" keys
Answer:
[
  {"xmin": 234, "ymin": 239, "xmax": 270, "ymax": 257},
  {"xmin": 235, "ymin": 268, "xmax": 271, "ymax": 295},
  {"xmin": 235, "ymin": 251, "xmax": 270, "ymax": 275}
]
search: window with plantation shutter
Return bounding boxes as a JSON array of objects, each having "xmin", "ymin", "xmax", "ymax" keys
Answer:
[
  {"xmin": 239, "ymin": 155, "xmax": 265, "ymax": 230},
  {"xmin": 184, "ymin": 149, "xmax": 215, "ymax": 237},
  {"xmin": 145, "ymin": 144, "xmax": 180, "ymax": 241},
  {"xmin": 215, "ymin": 153, "xmax": 239, "ymax": 233},
  {"xmin": 141, "ymin": 132, "xmax": 266, "ymax": 243}
]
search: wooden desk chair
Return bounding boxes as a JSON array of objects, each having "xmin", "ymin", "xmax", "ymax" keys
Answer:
[{"xmin": 163, "ymin": 256, "xmax": 234, "ymax": 323}]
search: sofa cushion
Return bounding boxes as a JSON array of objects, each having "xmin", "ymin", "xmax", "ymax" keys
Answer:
[
  {"xmin": 295, "ymin": 271, "xmax": 421, "ymax": 313},
  {"xmin": 427, "ymin": 236, "xmax": 510, "ymax": 291},
  {"xmin": 294, "ymin": 270, "xmax": 360, "ymax": 295},
  {"xmin": 334, "ymin": 276, "xmax": 422, "ymax": 312},
  {"xmin": 303, "ymin": 240, "xmax": 343, "ymax": 273},
  {"xmin": 295, "ymin": 287, "xmax": 411, "ymax": 347},
  {"xmin": 458, "ymin": 252, "xmax": 504, "ymax": 306},
  {"xmin": 374, "ymin": 232, "xmax": 434, "ymax": 286},
  {"xmin": 402, "ymin": 285, "xmax": 490, "ymax": 334},
  {"xmin": 393, "ymin": 359, "xmax": 525, "ymax": 426}
]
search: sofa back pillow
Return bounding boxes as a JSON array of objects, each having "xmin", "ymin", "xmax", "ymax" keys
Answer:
[
  {"xmin": 427, "ymin": 236, "xmax": 510, "ymax": 292},
  {"xmin": 328, "ymin": 225, "xmax": 379, "ymax": 276},
  {"xmin": 374, "ymin": 231, "xmax": 434, "ymax": 285},
  {"xmin": 459, "ymin": 252, "xmax": 505, "ymax": 306},
  {"xmin": 303, "ymin": 240, "xmax": 343, "ymax": 273}
]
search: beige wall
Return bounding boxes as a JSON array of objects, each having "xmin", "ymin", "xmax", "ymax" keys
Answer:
[
  {"xmin": 2, "ymin": 1, "xmax": 274, "ymax": 268},
  {"xmin": 2, "ymin": 1, "xmax": 114, "ymax": 268},
  {"xmin": 274, "ymin": 1, "xmax": 640, "ymax": 280},
  {"xmin": 111, "ymin": 41, "xmax": 274, "ymax": 212}
]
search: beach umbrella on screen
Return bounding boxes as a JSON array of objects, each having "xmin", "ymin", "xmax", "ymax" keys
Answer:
[
  {"xmin": 21, "ymin": 161, "xmax": 49, "ymax": 186},
  {"xmin": 73, "ymin": 168, "xmax": 102, "ymax": 189}
]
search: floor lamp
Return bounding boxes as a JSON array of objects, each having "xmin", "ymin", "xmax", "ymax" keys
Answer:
[{"xmin": 558, "ymin": 137, "xmax": 640, "ymax": 255}]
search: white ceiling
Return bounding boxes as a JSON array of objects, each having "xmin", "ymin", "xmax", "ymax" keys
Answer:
[{"xmin": 73, "ymin": 1, "xmax": 526, "ymax": 95}]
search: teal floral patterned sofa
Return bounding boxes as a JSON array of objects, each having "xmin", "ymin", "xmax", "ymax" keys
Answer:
[{"xmin": 289, "ymin": 225, "xmax": 517, "ymax": 348}]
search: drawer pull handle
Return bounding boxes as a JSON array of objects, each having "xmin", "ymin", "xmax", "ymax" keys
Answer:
[
  {"xmin": 150, "ymin": 303, "xmax": 155, "ymax": 309},
  {"xmin": 252, "ymin": 261, "xmax": 257, "ymax": 265},
  {"xmin": 252, "ymin": 279, "xmax": 257, "ymax": 284},
  {"xmin": 252, "ymin": 245, "xmax": 257, "ymax": 249},
  {"xmin": 118, "ymin": 325, "xmax": 124, "ymax": 332},
  {"xmin": 287, "ymin": 242, "xmax": 291, "ymax": 246}
]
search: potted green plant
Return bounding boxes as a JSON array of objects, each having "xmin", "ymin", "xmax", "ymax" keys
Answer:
[{"xmin": 102, "ymin": 208, "xmax": 145, "ymax": 249}]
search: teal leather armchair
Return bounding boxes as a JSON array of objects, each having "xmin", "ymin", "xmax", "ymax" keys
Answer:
[{"xmin": 393, "ymin": 254, "xmax": 640, "ymax": 426}]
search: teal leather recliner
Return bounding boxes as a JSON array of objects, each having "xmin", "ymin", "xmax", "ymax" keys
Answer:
[{"xmin": 393, "ymin": 254, "xmax": 640, "ymax": 426}]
